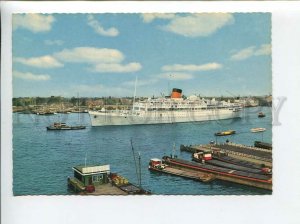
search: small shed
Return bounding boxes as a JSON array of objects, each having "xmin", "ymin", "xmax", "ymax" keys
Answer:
[{"xmin": 72, "ymin": 164, "xmax": 110, "ymax": 186}]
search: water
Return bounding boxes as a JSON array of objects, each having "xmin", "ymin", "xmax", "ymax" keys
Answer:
[{"xmin": 13, "ymin": 107, "xmax": 272, "ymax": 195}]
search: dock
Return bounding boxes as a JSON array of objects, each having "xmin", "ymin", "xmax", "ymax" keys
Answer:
[{"xmin": 163, "ymin": 156, "xmax": 272, "ymax": 190}]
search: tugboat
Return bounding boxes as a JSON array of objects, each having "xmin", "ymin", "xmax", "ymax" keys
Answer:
[
  {"xmin": 46, "ymin": 122, "xmax": 86, "ymax": 130},
  {"xmin": 258, "ymin": 112, "xmax": 266, "ymax": 118},
  {"xmin": 214, "ymin": 130, "xmax": 236, "ymax": 136}
]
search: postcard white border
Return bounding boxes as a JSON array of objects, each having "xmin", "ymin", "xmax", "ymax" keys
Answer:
[{"xmin": 2, "ymin": 1, "xmax": 300, "ymax": 224}]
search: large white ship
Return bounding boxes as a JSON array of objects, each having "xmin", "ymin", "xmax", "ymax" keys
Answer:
[{"xmin": 89, "ymin": 88, "xmax": 243, "ymax": 126}]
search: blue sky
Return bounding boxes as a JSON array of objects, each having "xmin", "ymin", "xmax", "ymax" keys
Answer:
[{"xmin": 12, "ymin": 13, "xmax": 271, "ymax": 98}]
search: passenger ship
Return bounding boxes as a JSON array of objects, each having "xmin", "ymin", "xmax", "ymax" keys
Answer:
[{"xmin": 88, "ymin": 88, "xmax": 242, "ymax": 126}]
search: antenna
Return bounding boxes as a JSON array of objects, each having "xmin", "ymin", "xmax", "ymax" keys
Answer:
[
  {"xmin": 130, "ymin": 138, "xmax": 139, "ymax": 185},
  {"xmin": 173, "ymin": 142, "xmax": 176, "ymax": 158},
  {"xmin": 138, "ymin": 152, "xmax": 142, "ymax": 188}
]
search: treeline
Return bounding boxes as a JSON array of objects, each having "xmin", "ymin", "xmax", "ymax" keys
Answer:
[{"xmin": 12, "ymin": 96, "xmax": 134, "ymax": 107}]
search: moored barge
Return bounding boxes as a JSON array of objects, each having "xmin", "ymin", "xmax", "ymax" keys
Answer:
[
  {"xmin": 149, "ymin": 158, "xmax": 215, "ymax": 183},
  {"xmin": 163, "ymin": 156, "xmax": 272, "ymax": 190}
]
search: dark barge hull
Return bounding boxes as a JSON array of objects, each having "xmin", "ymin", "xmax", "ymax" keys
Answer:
[
  {"xmin": 163, "ymin": 157, "xmax": 272, "ymax": 190},
  {"xmin": 254, "ymin": 141, "xmax": 272, "ymax": 150}
]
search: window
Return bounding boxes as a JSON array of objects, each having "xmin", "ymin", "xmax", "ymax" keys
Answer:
[{"xmin": 92, "ymin": 174, "xmax": 103, "ymax": 182}]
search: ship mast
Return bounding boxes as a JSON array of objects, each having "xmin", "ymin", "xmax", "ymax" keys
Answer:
[
  {"xmin": 130, "ymin": 138, "xmax": 139, "ymax": 185},
  {"xmin": 133, "ymin": 76, "xmax": 138, "ymax": 111}
]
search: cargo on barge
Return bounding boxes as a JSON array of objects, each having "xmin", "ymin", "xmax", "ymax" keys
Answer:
[{"xmin": 180, "ymin": 142, "xmax": 272, "ymax": 167}]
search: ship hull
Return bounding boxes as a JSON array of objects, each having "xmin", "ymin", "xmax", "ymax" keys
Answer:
[{"xmin": 89, "ymin": 109, "xmax": 242, "ymax": 127}]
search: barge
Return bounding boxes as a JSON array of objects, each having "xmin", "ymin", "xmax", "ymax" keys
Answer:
[
  {"xmin": 254, "ymin": 141, "xmax": 272, "ymax": 150},
  {"xmin": 163, "ymin": 156, "xmax": 272, "ymax": 190},
  {"xmin": 148, "ymin": 158, "xmax": 215, "ymax": 183},
  {"xmin": 180, "ymin": 142, "xmax": 272, "ymax": 167}
]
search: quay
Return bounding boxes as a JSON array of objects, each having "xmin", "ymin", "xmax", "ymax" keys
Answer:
[{"xmin": 181, "ymin": 142, "xmax": 272, "ymax": 167}]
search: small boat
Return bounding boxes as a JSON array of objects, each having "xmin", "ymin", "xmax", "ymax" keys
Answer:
[
  {"xmin": 46, "ymin": 122, "xmax": 86, "ymax": 130},
  {"xmin": 258, "ymin": 112, "xmax": 266, "ymax": 118},
  {"xmin": 251, "ymin": 127, "xmax": 266, "ymax": 133},
  {"xmin": 215, "ymin": 130, "xmax": 236, "ymax": 136}
]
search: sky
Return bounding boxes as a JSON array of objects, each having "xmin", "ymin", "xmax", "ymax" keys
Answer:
[{"xmin": 12, "ymin": 13, "xmax": 271, "ymax": 98}]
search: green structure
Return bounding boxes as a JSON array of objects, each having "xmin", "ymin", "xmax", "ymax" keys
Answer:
[{"xmin": 68, "ymin": 164, "xmax": 110, "ymax": 192}]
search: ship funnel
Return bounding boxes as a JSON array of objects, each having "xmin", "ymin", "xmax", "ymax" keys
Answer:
[{"xmin": 171, "ymin": 88, "xmax": 182, "ymax": 98}]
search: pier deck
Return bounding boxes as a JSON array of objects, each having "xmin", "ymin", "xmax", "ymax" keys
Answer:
[
  {"xmin": 150, "ymin": 166, "xmax": 215, "ymax": 183},
  {"xmin": 84, "ymin": 183, "xmax": 127, "ymax": 195}
]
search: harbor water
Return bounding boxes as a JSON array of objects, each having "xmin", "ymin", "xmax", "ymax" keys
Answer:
[{"xmin": 13, "ymin": 107, "xmax": 272, "ymax": 195}]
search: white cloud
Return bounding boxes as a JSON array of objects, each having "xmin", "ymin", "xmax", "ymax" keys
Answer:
[
  {"xmin": 54, "ymin": 47, "xmax": 124, "ymax": 64},
  {"xmin": 162, "ymin": 63, "xmax": 223, "ymax": 72},
  {"xmin": 91, "ymin": 63, "xmax": 142, "ymax": 73},
  {"xmin": 53, "ymin": 47, "xmax": 141, "ymax": 73},
  {"xmin": 158, "ymin": 73, "xmax": 194, "ymax": 80},
  {"xmin": 141, "ymin": 13, "xmax": 176, "ymax": 23},
  {"xmin": 13, "ymin": 14, "xmax": 55, "ymax": 33},
  {"xmin": 142, "ymin": 13, "xmax": 234, "ymax": 37},
  {"xmin": 230, "ymin": 46, "xmax": 256, "ymax": 61},
  {"xmin": 13, "ymin": 71, "xmax": 50, "ymax": 81},
  {"xmin": 230, "ymin": 44, "xmax": 271, "ymax": 61},
  {"xmin": 254, "ymin": 44, "xmax": 272, "ymax": 56},
  {"xmin": 87, "ymin": 15, "xmax": 119, "ymax": 37},
  {"xmin": 44, "ymin": 40, "xmax": 64, "ymax": 46},
  {"xmin": 163, "ymin": 14, "xmax": 234, "ymax": 37},
  {"xmin": 14, "ymin": 55, "xmax": 64, "ymax": 68}
]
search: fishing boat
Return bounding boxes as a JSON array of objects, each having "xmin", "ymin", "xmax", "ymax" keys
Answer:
[
  {"xmin": 89, "ymin": 88, "xmax": 243, "ymax": 126},
  {"xmin": 214, "ymin": 130, "xmax": 236, "ymax": 136},
  {"xmin": 46, "ymin": 122, "xmax": 86, "ymax": 130},
  {"xmin": 251, "ymin": 127, "xmax": 266, "ymax": 133},
  {"xmin": 258, "ymin": 112, "xmax": 266, "ymax": 118}
]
